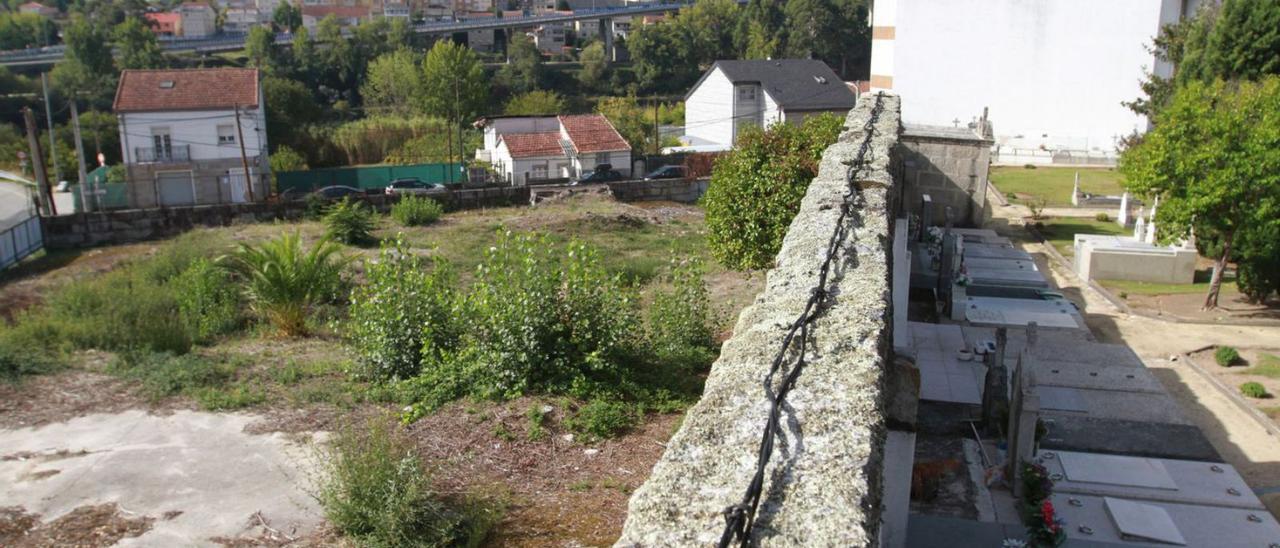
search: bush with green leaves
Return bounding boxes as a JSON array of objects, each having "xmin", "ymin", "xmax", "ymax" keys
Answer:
[
  {"xmin": 173, "ymin": 258, "xmax": 242, "ymax": 344},
  {"xmin": 221, "ymin": 232, "xmax": 349, "ymax": 336},
  {"xmin": 702, "ymin": 113, "xmax": 844, "ymax": 270},
  {"xmin": 564, "ymin": 399, "xmax": 640, "ymax": 442},
  {"xmin": 320, "ymin": 417, "xmax": 496, "ymax": 547},
  {"xmin": 1095, "ymin": 212, "xmax": 1111, "ymax": 222},
  {"xmin": 0, "ymin": 332, "xmax": 62, "ymax": 382},
  {"xmin": 391, "ymin": 195, "xmax": 445, "ymax": 227},
  {"xmin": 303, "ymin": 192, "xmax": 330, "ymax": 220},
  {"xmin": 407, "ymin": 232, "xmax": 639, "ymax": 410},
  {"xmin": 1241, "ymin": 381, "xmax": 1268, "ymax": 399},
  {"xmin": 1215, "ymin": 346, "xmax": 1241, "ymax": 367},
  {"xmin": 324, "ymin": 197, "xmax": 377, "ymax": 245},
  {"xmin": 347, "ymin": 238, "xmax": 459, "ymax": 381}
]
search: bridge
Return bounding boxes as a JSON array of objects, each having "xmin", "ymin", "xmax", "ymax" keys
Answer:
[{"xmin": 0, "ymin": 1, "xmax": 696, "ymax": 67}]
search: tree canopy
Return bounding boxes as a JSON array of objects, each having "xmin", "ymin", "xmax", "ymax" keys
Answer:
[
  {"xmin": 504, "ymin": 90, "xmax": 566, "ymax": 116},
  {"xmin": 1119, "ymin": 78, "xmax": 1280, "ymax": 307},
  {"xmin": 420, "ymin": 40, "xmax": 488, "ymax": 124},
  {"xmin": 361, "ymin": 49, "xmax": 424, "ymax": 116}
]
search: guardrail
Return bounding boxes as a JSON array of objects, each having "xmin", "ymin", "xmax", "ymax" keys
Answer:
[{"xmin": 0, "ymin": 215, "xmax": 43, "ymax": 270}]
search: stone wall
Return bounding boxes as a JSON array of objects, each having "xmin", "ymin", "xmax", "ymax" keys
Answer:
[
  {"xmin": 616, "ymin": 94, "xmax": 903, "ymax": 546},
  {"xmin": 607, "ymin": 178, "xmax": 709, "ymax": 203},
  {"xmin": 900, "ymin": 125, "xmax": 992, "ymax": 227},
  {"xmin": 42, "ymin": 187, "xmax": 530, "ymax": 249}
]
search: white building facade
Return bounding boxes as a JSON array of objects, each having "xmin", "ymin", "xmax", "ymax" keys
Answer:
[
  {"xmin": 869, "ymin": 0, "xmax": 1201, "ymax": 159},
  {"xmin": 682, "ymin": 60, "xmax": 857, "ymax": 151},
  {"xmin": 115, "ymin": 68, "xmax": 270, "ymax": 208},
  {"xmin": 477, "ymin": 114, "xmax": 632, "ymax": 185}
]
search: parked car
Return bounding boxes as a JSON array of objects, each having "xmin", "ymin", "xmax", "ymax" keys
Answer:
[
  {"xmin": 571, "ymin": 169, "xmax": 624, "ymax": 185},
  {"xmin": 385, "ymin": 178, "xmax": 446, "ymax": 196},
  {"xmin": 313, "ymin": 185, "xmax": 364, "ymax": 200},
  {"xmin": 643, "ymin": 165, "xmax": 688, "ymax": 181}
]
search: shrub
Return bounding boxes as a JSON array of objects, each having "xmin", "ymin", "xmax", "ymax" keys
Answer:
[
  {"xmin": 39, "ymin": 266, "xmax": 192, "ymax": 354},
  {"xmin": 303, "ymin": 192, "xmax": 330, "ymax": 220},
  {"xmin": 324, "ymin": 197, "xmax": 377, "ymax": 245},
  {"xmin": 1095, "ymin": 212, "xmax": 1111, "ymax": 222},
  {"xmin": 1216, "ymin": 346, "xmax": 1241, "ymax": 367},
  {"xmin": 1241, "ymin": 381, "xmax": 1268, "ymax": 399},
  {"xmin": 403, "ymin": 232, "xmax": 639, "ymax": 414},
  {"xmin": 0, "ymin": 332, "xmax": 62, "ymax": 382},
  {"xmin": 319, "ymin": 417, "xmax": 495, "ymax": 547},
  {"xmin": 564, "ymin": 399, "xmax": 639, "ymax": 442},
  {"xmin": 193, "ymin": 384, "xmax": 267, "ymax": 410},
  {"xmin": 646, "ymin": 257, "xmax": 718, "ymax": 378},
  {"xmin": 222, "ymin": 232, "xmax": 350, "ymax": 336},
  {"xmin": 173, "ymin": 258, "xmax": 242, "ymax": 344},
  {"xmin": 347, "ymin": 238, "xmax": 459, "ymax": 381},
  {"xmin": 391, "ymin": 195, "xmax": 445, "ymax": 227},
  {"xmin": 702, "ymin": 113, "xmax": 844, "ymax": 270}
]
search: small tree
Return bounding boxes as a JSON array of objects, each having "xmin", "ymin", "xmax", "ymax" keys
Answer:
[
  {"xmin": 1119, "ymin": 78, "xmax": 1280, "ymax": 309},
  {"xmin": 113, "ymin": 16, "xmax": 166, "ymax": 70},
  {"xmin": 578, "ymin": 41, "xmax": 608, "ymax": 91},
  {"xmin": 360, "ymin": 49, "xmax": 424, "ymax": 117},
  {"xmin": 504, "ymin": 90, "xmax": 566, "ymax": 116},
  {"xmin": 221, "ymin": 232, "xmax": 349, "ymax": 336},
  {"xmin": 702, "ymin": 114, "xmax": 845, "ymax": 270},
  {"xmin": 273, "ymin": 1, "xmax": 302, "ymax": 33}
]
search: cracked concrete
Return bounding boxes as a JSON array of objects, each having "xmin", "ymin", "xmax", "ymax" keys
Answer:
[{"xmin": 0, "ymin": 410, "xmax": 324, "ymax": 547}]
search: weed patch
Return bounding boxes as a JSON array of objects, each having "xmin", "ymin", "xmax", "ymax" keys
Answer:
[
  {"xmin": 319, "ymin": 417, "xmax": 499, "ymax": 547},
  {"xmin": 391, "ymin": 195, "xmax": 445, "ymax": 227},
  {"xmin": 107, "ymin": 351, "xmax": 242, "ymax": 402}
]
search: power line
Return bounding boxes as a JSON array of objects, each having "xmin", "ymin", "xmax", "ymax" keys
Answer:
[{"xmin": 717, "ymin": 93, "xmax": 885, "ymax": 548}]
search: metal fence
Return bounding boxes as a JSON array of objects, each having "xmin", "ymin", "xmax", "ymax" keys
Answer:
[
  {"xmin": 276, "ymin": 162, "xmax": 465, "ymax": 195},
  {"xmin": 0, "ymin": 215, "xmax": 43, "ymax": 270}
]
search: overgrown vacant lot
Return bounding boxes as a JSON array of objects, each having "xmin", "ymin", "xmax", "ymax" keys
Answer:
[{"xmin": 0, "ymin": 195, "xmax": 763, "ymax": 546}]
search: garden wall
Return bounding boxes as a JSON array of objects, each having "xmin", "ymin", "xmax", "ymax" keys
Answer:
[
  {"xmin": 41, "ymin": 187, "xmax": 530, "ymax": 249},
  {"xmin": 617, "ymin": 94, "xmax": 904, "ymax": 546}
]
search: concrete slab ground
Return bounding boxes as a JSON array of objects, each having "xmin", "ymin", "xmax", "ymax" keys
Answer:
[{"xmin": 0, "ymin": 410, "xmax": 324, "ymax": 546}]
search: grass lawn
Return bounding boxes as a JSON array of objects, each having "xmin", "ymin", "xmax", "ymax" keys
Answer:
[
  {"xmin": 1035, "ymin": 217, "xmax": 1129, "ymax": 257},
  {"xmin": 1247, "ymin": 354, "xmax": 1280, "ymax": 379},
  {"xmin": 991, "ymin": 166, "xmax": 1125, "ymax": 207},
  {"xmin": 1098, "ymin": 270, "xmax": 1240, "ymax": 298}
]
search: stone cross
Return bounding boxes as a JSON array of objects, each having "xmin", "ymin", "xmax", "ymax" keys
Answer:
[
  {"xmin": 1007, "ymin": 348, "xmax": 1041, "ymax": 498},
  {"xmin": 1117, "ymin": 191, "xmax": 1130, "ymax": 227},
  {"xmin": 1071, "ymin": 172, "xmax": 1080, "ymax": 207}
]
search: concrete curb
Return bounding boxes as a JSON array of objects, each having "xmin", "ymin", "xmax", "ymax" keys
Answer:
[
  {"xmin": 1179, "ymin": 353, "xmax": 1280, "ymax": 440},
  {"xmin": 1023, "ymin": 225, "xmax": 1280, "ymax": 328}
]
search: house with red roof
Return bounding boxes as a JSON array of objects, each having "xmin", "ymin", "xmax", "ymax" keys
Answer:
[
  {"xmin": 18, "ymin": 2, "xmax": 58, "ymax": 17},
  {"xmin": 144, "ymin": 12, "xmax": 182, "ymax": 37},
  {"xmin": 114, "ymin": 68, "xmax": 270, "ymax": 208},
  {"xmin": 477, "ymin": 114, "xmax": 632, "ymax": 186}
]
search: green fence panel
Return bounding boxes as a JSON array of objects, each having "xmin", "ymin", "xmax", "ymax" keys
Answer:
[{"xmin": 277, "ymin": 163, "xmax": 464, "ymax": 194}]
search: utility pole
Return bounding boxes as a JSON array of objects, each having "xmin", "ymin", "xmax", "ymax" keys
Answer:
[
  {"xmin": 22, "ymin": 107, "xmax": 55, "ymax": 216},
  {"xmin": 451, "ymin": 78, "xmax": 460, "ymax": 185},
  {"xmin": 40, "ymin": 72, "xmax": 62, "ymax": 185},
  {"xmin": 234, "ymin": 103, "xmax": 256, "ymax": 202},
  {"xmin": 70, "ymin": 99, "xmax": 91, "ymax": 213},
  {"xmin": 652, "ymin": 101, "xmax": 659, "ymax": 156}
]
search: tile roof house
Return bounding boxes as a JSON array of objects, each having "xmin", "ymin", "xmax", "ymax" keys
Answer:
[
  {"xmin": 144, "ymin": 12, "xmax": 182, "ymax": 36},
  {"xmin": 477, "ymin": 114, "xmax": 631, "ymax": 185},
  {"xmin": 681, "ymin": 59, "xmax": 857, "ymax": 151},
  {"xmin": 114, "ymin": 68, "xmax": 270, "ymax": 209}
]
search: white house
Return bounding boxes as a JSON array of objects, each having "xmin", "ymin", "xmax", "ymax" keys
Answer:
[
  {"xmin": 869, "ymin": 0, "xmax": 1206, "ymax": 159},
  {"xmin": 176, "ymin": 3, "xmax": 217, "ymax": 37},
  {"xmin": 114, "ymin": 68, "xmax": 270, "ymax": 208},
  {"xmin": 681, "ymin": 59, "xmax": 858, "ymax": 151},
  {"xmin": 477, "ymin": 114, "xmax": 632, "ymax": 185},
  {"xmin": 224, "ymin": 7, "xmax": 269, "ymax": 33}
]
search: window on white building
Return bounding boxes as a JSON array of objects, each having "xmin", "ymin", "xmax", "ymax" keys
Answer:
[
  {"xmin": 217, "ymin": 125, "xmax": 236, "ymax": 145},
  {"xmin": 595, "ymin": 152, "xmax": 609, "ymax": 165},
  {"xmin": 532, "ymin": 163, "xmax": 548, "ymax": 180}
]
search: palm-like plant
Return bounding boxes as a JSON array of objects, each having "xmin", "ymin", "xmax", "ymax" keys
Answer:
[{"xmin": 221, "ymin": 232, "xmax": 350, "ymax": 336}]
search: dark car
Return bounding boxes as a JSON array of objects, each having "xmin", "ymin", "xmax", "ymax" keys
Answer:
[
  {"xmin": 385, "ymin": 178, "xmax": 445, "ymax": 196},
  {"xmin": 642, "ymin": 165, "xmax": 688, "ymax": 181},
  {"xmin": 314, "ymin": 185, "xmax": 364, "ymax": 200},
  {"xmin": 572, "ymin": 169, "xmax": 624, "ymax": 185}
]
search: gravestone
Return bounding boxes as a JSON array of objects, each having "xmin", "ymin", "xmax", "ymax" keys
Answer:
[{"xmin": 1117, "ymin": 192, "xmax": 1130, "ymax": 227}]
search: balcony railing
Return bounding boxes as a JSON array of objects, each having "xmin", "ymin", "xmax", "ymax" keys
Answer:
[{"xmin": 135, "ymin": 144, "xmax": 190, "ymax": 164}]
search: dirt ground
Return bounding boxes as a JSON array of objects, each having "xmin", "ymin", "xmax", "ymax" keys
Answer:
[
  {"xmin": 1119, "ymin": 291, "xmax": 1280, "ymax": 323},
  {"xmin": 988, "ymin": 196, "xmax": 1280, "ymax": 517}
]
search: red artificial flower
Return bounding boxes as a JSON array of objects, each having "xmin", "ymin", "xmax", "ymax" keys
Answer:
[{"xmin": 1041, "ymin": 500, "xmax": 1055, "ymax": 524}]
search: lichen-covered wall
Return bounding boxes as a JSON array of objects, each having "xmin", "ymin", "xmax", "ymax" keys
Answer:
[{"xmin": 616, "ymin": 94, "xmax": 903, "ymax": 547}]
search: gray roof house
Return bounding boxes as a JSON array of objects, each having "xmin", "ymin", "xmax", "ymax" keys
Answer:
[{"xmin": 681, "ymin": 59, "xmax": 857, "ymax": 151}]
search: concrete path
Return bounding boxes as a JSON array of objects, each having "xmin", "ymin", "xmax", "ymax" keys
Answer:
[{"xmin": 0, "ymin": 410, "xmax": 325, "ymax": 546}]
